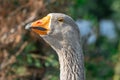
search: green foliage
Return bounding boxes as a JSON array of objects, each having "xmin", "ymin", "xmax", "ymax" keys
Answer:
[{"xmin": 45, "ymin": 54, "xmax": 59, "ymax": 67}]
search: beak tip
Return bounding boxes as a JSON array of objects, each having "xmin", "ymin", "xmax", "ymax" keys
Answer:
[{"xmin": 25, "ymin": 23, "xmax": 32, "ymax": 30}]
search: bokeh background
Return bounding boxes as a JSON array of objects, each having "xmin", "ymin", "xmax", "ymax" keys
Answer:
[{"xmin": 0, "ymin": 0, "xmax": 120, "ymax": 80}]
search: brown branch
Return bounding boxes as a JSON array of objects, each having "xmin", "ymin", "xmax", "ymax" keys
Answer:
[
  {"xmin": 31, "ymin": 54, "xmax": 48, "ymax": 60},
  {"xmin": 0, "ymin": 42, "xmax": 28, "ymax": 70}
]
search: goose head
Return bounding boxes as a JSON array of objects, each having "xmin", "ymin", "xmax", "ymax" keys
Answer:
[{"xmin": 25, "ymin": 13, "xmax": 80, "ymax": 50}]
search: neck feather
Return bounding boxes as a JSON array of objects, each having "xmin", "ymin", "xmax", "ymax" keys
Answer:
[{"xmin": 56, "ymin": 43, "xmax": 85, "ymax": 80}]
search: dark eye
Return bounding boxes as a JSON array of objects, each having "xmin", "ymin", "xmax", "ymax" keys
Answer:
[{"xmin": 58, "ymin": 17, "xmax": 64, "ymax": 22}]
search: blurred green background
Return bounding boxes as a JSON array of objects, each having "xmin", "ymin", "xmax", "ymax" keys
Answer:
[{"xmin": 0, "ymin": 0, "xmax": 120, "ymax": 80}]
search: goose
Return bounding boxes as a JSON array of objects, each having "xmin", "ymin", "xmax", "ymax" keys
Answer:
[{"xmin": 25, "ymin": 13, "xmax": 85, "ymax": 80}]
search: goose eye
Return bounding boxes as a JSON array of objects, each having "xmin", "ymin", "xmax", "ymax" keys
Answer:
[{"xmin": 58, "ymin": 17, "xmax": 64, "ymax": 22}]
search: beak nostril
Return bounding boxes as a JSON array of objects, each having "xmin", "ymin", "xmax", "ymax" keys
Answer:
[{"xmin": 36, "ymin": 21, "xmax": 42, "ymax": 24}]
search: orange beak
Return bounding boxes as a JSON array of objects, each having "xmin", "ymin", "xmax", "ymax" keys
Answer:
[{"xmin": 25, "ymin": 15, "xmax": 51, "ymax": 35}]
